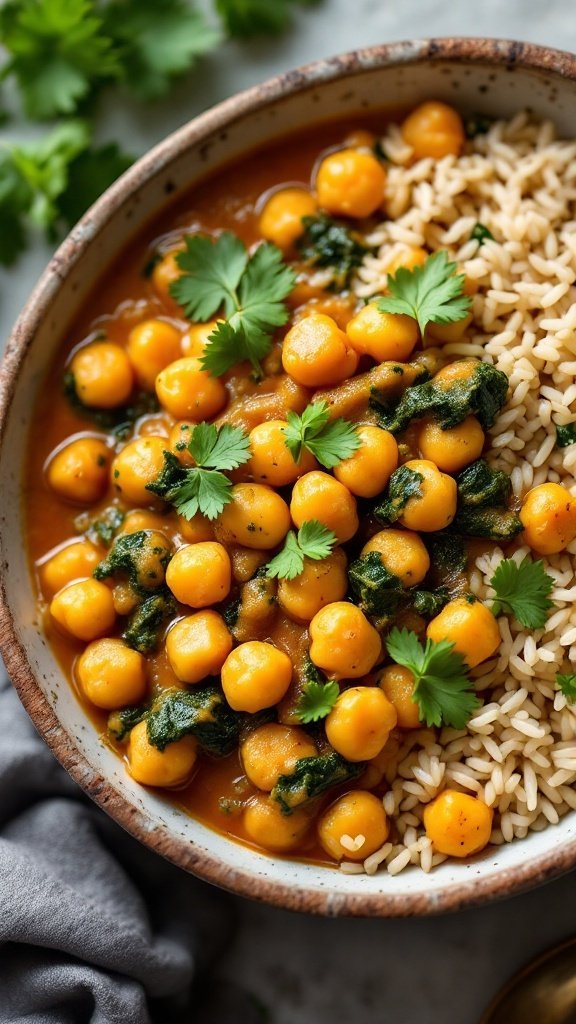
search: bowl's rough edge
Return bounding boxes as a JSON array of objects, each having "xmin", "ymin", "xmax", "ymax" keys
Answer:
[{"xmin": 2, "ymin": 37, "xmax": 576, "ymax": 917}]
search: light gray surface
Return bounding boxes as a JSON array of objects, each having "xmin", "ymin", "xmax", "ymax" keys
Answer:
[{"xmin": 2, "ymin": 2, "xmax": 576, "ymax": 1022}]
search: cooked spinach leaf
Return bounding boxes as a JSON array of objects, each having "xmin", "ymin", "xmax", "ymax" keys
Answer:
[
  {"xmin": 348, "ymin": 552, "xmax": 404, "ymax": 618},
  {"xmin": 456, "ymin": 459, "xmax": 512, "ymax": 509},
  {"xmin": 75, "ymin": 504, "xmax": 125, "ymax": 547},
  {"xmin": 373, "ymin": 465, "xmax": 423, "ymax": 524},
  {"xmin": 556, "ymin": 423, "xmax": 576, "ymax": 448},
  {"xmin": 122, "ymin": 589, "xmax": 176, "ymax": 654},
  {"xmin": 107, "ymin": 704, "xmax": 148, "ymax": 741},
  {"xmin": 93, "ymin": 530, "xmax": 171, "ymax": 594},
  {"xmin": 296, "ymin": 213, "xmax": 370, "ymax": 289},
  {"xmin": 470, "ymin": 222, "xmax": 494, "ymax": 245},
  {"xmin": 271, "ymin": 752, "xmax": 364, "ymax": 815},
  {"xmin": 411, "ymin": 587, "xmax": 451, "ymax": 617},
  {"xmin": 146, "ymin": 685, "xmax": 240, "ymax": 756},
  {"xmin": 453, "ymin": 506, "xmax": 523, "ymax": 541},
  {"xmin": 64, "ymin": 370, "xmax": 159, "ymax": 440}
]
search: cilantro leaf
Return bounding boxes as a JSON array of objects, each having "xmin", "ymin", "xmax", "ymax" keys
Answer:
[
  {"xmin": 147, "ymin": 422, "xmax": 251, "ymax": 521},
  {"xmin": 490, "ymin": 556, "xmax": 554, "ymax": 629},
  {"xmin": 102, "ymin": 0, "xmax": 221, "ymax": 101},
  {"xmin": 0, "ymin": 150, "xmax": 33, "ymax": 266},
  {"xmin": 55, "ymin": 142, "xmax": 133, "ymax": 227},
  {"xmin": 171, "ymin": 233, "xmax": 295, "ymax": 377},
  {"xmin": 215, "ymin": 0, "xmax": 318, "ymax": 37},
  {"xmin": 386, "ymin": 626, "xmax": 480, "ymax": 729},
  {"xmin": 283, "ymin": 400, "xmax": 360, "ymax": 469},
  {"xmin": 378, "ymin": 250, "xmax": 472, "ymax": 336},
  {"xmin": 266, "ymin": 520, "xmax": 337, "ymax": 580},
  {"xmin": 0, "ymin": 0, "xmax": 121, "ymax": 120},
  {"xmin": 7, "ymin": 120, "xmax": 90, "ymax": 233},
  {"xmin": 556, "ymin": 673, "xmax": 576, "ymax": 703},
  {"xmin": 296, "ymin": 678, "xmax": 340, "ymax": 724}
]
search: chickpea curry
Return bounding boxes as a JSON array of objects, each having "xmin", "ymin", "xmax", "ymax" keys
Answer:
[{"xmin": 26, "ymin": 101, "xmax": 576, "ymax": 870}]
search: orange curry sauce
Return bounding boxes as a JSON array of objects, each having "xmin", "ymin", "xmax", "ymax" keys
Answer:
[{"xmin": 25, "ymin": 115, "xmax": 406, "ymax": 864}]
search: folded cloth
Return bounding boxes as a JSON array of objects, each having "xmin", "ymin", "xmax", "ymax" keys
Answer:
[{"xmin": 0, "ymin": 665, "xmax": 246, "ymax": 1024}]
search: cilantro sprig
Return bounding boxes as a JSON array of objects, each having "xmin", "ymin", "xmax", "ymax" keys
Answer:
[
  {"xmin": 296, "ymin": 678, "xmax": 340, "ymax": 724},
  {"xmin": 556, "ymin": 673, "xmax": 576, "ymax": 703},
  {"xmin": 170, "ymin": 233, "xmax": 296, "ymax": 377},
  {"xmin": 283, "ymin": 401, "xmax": 360, "ymax": 469},
  {"xmin": 490, "ymin": 556, "xmax": 554, "ymax": 630},
  {"xmin": 216, "ymin": 0, "xmax": 320, "ymax": 37},
  {"xmin": 378, "ymin": 250, "xmax": 472, "ymax": 337},
  {"xmin": 386, "ymin": 626, "xmax": 481, "ymax": 729},
  {"xmin": 266, "ymin": 520, "xmax": 337, "ymax": 581},
  {"xmin": 147, "ymin": 422, "xmax": 251, "ymax": 521}
]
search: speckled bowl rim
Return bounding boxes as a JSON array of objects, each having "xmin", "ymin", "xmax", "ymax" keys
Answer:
[{"xmin": 2, "ymin": 37, "xmax": 576, "ymax": 917}]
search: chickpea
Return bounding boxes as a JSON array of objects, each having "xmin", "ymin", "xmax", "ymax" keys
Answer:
[
  {"xmin": 316, "ymin": 148, "xmax": 386, "ymax": 219},
  {"xmin": 221, "ymin": 640, "xmax": 292, "ymax": 712},
  {"xmin": 426, "ymin": 312, "xmax": 473, "ymax": 345},
  {"xmin": 165, "ymin": 610, "xmax": 232, "ymax": 683},
  {"xmin": 333, "ymin": 426, "xmax": 398, "ymax": 498},
  {"xmin": 318, "ymin": 791, "xmax": 389, "ymax": 862},
  {"xmin": 47, "ymin": 437, "xmax": 110, "ymax": 505},
  {"xmin": 325, "ymin": 686, "xmax": 397, "ymax": 762},
  {"xmin": 215, "ymin": 483, "xmax": 291, "ymax": 550},
  {"xmin": 76, "ymin": 638, "xmax": 147, "ymax": 709},
  {"xmin": 417, "ymin": 415, "xmax": 485, "ymax": 473},
  {"xmin": 50, "ymin": 579, "xmax": 116, "ymax": 642},
  {"xmin": 309, "ymin": 602, "xmax": 381, "ymax": 679},
  {"xmin": 427, "ymin": 595, "xmax": 500, "ymax": 668},
  {"xmin": 166, "ymin": 541, "xmax": 231, "ymax": 608},
  {"xmin": 278, "ymin": 548, "xmax": 348, "ymax": 623},
  {"xmin": 230, "ymin": 546, "xmax": 268, "ymax": 583},
  {"xmin": 40, "ymin": 540, "xmax": 102, "ymax": 597},
  {"xmin": 520, "ymin": 482, "xmax": 576, "ymax": 555},
  {"xmin": 177, "ymin": 511, "xmax": 215, "ymax": 544},
  {"xmin": 247, "ymin": 420, "xmax": 318, "ymax": 487},
  {"xmin": 70, "ymin": 341, "xmax": 134, "ymax": 409},
  {"xmin": 155, "ymin": 357, "xmax": 227, "ymax": 421},
  {"xmin": 433, "ymin": 357, "xmax": 478, "ymax": 390},
  {"xmin": 241, "ymin": 723, "xmax": 317, "ymax": 790},
  {"xmin": 384, "ymin": 245, "xmax": 428, "ymax": 276},
  {"xmin": 361, "ymin": 528, "xmax": 430, "ymax": 588},
  {"xmin": 151, "ymin": 250, "xmax": 182, "ymax": 310},
  {"xmin": 401, "ymin": 101, "xmax": 465, "ymax": 160},
  {"xmin": 243, "ymin": 795, "xmax": 312, "ymax": 852},
  {"xmin": 379, "ymin": 664, "xmax": 421, "ymax": 728},
  {"xmin": 290, "ymin": 471, "xmax": 359, "ymax": 544},
  {"xmin": 282, "ymin": 313, "xmax": 359, "ymax": 388},
  {"xmin": 181, "ymin": 321, "xmax": 220, "ymax": 358},
  {"xmin": 424, "ymin": 789, "xmax": 493, "ymax": 857},
  {"xmin": 344, "ymin": 129, "xmax": 376, "ymax": 149},
  {"xmin": 112, "ymin": 436, "xmax": 167, "ymax": 506},
  {"xmin": 128, "ymin": 720, "xmax": 197, "ymax": 787},
  {"xmin": 119, "ymin": 510, "xmax": 172, "ymax": 536},
  {"xmin": 395, "ymin": 459, "xmax": 457, "ymax": 533},
  {"xmin": 259, "ymin": 187, "xmax": 317, "ymax": 251},
  {"xmin": 127, "ymin": 319, "xmax": 182, "ymax": 391},
  {"xmin": 346, "ymin": 305, "xmax": 419, "ymax": 363}
]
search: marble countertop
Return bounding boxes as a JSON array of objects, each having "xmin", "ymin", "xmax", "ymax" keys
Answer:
[{"xmin": 2, "ymin": 2, "xmax": 576, "ymax": 1020}]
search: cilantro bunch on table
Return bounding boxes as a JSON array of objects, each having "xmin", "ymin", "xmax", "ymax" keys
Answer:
[{"xmin": 0, "ymin": 0, "xmax": 323, "ymax": 268}]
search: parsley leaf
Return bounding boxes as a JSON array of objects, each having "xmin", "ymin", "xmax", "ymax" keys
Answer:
[
  {"xmin": 102, "ymin": 0, "xmax": 221, "ymax": 101},
  {"xmin": 556, "ymin": 673, "xmax": 576, "ymax": 703},
  {"xmin": 296, "ymin": 678, "xmax": 340, "ymax": 724},
  {"xmin": 386, "ymin": 626, "xmax": 481, "ymax": 729},
  {"xmin": 378, "ymin": 250, "xmax": 472, "ymax": 336},
  {"xmin": 490, "ymin": 556, "xmax": 554, "ymax": 629},
  {"xmin": 171, "ymin": 233, "xmax": 296, "ymax": 376},
  {"xmin": 266, "ymin": 520, "xmax": 337, "ymax": 580},
  {"xmin": 147, "ymin": 422, "xmax": 251, "ymax": 521},
  {"xmin": 0, "ymin": 0, "xmax": 121, "ymax": 120},
  {"xmin": 283, "ymin": 400, "xmax": 360, "ymax": 469}
]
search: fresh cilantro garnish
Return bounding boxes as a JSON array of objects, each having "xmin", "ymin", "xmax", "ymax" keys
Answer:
[
  {"xmin": 283, "ymin": 400, "xmax": 360, "ymax": 469},
  {"xmin": 266, "ymin": 520, "xmax": 337, "ymax": 580},
  {"xmin": 295, "ymin": 678, "xmax": 340, "ymax": 724},
  {"xmin": 215, "ymin": 0, "xmax": 319, "ymax": 37},
  {"xmin": 556, "ymin": 423, "xmax": 576, "ymax": 448},
  {"xmin": 386, "ymin": 626, "xmax": 481, "ymax": 729},
  {"xmin": 0, "ymin": 0, "xmax": 121, "ymax": 120},
  {"xmin": 470, "ymin": 222, "xmax": 494, "ymax": 245},
  {"xmin": 490, "ymin": 556, "xmax": 554, "ymax": 630},
  {"xmin": 378, "ymin": 250, "xmax": 472, "ymax": 337},
  {"xmin": 147, "ymin": 422, "xmax": 251, "ymax": 521},
  {"xmin": 170, "ymin": 232, "xmax": 296, "ymax": 377},
  {"xmin": 556, "ymin": 673, "xmax": 576, "ymax": 703},
  {"xmin": 102, "ymin": 0, "xmax": 221, "ymax": 101}
]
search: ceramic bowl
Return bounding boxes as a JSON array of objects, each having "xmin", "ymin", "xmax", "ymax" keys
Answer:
[{"xmin": 2, "ymin": 38, "xmax": 576, "ymax": 917}]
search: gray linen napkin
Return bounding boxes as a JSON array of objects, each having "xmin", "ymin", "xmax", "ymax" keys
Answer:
[{"xmin": 0, "ymin": 665, "xmax": 260, "ymax": 1024}]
